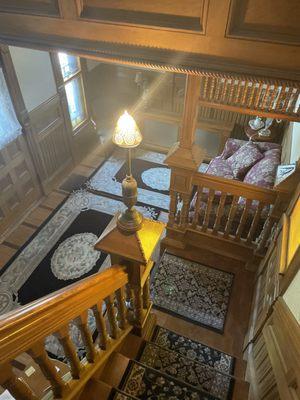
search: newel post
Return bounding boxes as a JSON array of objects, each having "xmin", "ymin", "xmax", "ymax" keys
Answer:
[
  {"xmin": 94, "ymin": 216, "xmax": 165, "ymax": 338},
  {"xmin": 163, "ymin": 75, "xmax": 205, "ymax": 246}
]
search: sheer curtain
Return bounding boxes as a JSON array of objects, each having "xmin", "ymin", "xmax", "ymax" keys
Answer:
[{"xmin": 0, "ymin": 67, "xmax": 22, "ymax": 149}]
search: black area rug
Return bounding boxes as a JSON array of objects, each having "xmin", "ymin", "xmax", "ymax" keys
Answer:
[
  {"xmin": 119, "ymin": 360, "xmax": 218, "ymax": 400},
  {"xmin": 59, "ymin": 173, "xmax": 88, "ymax": 193},
  {"xmin": 151, "ymin": 326, "xmax": 235, "ymax": 375},
  {"xmin": 17, "ymin": 209, "xmax": 112, "ymax": 305},
  {"xmin": 151, "ymin": 253, "xmax": 234, "ymax": 333},
  {"xmin": 137, "ymin": 342, "xmax": 234, "ymax": 400}
]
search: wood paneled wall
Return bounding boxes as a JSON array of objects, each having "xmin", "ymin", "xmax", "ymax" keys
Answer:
[
  {"xmin": 27, "ymin": 94, "xmax": 73, "ymax": 193},
  {"xmin": 0, "ymin": 136, "xmax": 41, "ymax": 236}
]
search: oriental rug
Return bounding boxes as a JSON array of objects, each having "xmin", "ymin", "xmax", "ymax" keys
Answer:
[
  {"xmin": 119, "ymin": 360, "xmax": 218, "ymax": 400},
  {"xmin": 151, "ymin": 253, "xmax": 234, "ymax": 333}
]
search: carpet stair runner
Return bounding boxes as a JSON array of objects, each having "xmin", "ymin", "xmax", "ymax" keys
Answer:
[{"xmin": 98, "ymin": 326, "xmax": 237, "ymax": 400}]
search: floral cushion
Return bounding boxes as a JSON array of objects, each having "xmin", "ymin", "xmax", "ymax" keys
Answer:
[
  {"xmin": 220, "ymin": 138, "xmax": 246, "ymax": 159},
  {"xmin": 244, "ymin": 148, "xmax": 281, "ymax": 188},
  {"xmin": 206, "ymin": 157, "xmax": 234, "ymax": 179},
  {"xmin": 227, "ymin": 142, "xmax": 264, "ymax": 179}
]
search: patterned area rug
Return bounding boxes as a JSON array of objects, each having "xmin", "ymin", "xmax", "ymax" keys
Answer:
[
  {"xmin": 151, "ymin": 253, "xmax": 234, "ymax": 332},
  {"xmin": 119, "ymin": 361, "xmax": 218, "ymax": 400},
  {"xmin": 88, "ymin": 149, "xmax": 171, "ymax": 210},
  {"xmin": 137, "ymin": 342, "xmax": 234, "ymax": 400},
  {"xmin": 88, "ymin": 149, "xmax": 208, "ymax": 211},
  {"xmin": 151, "ymin": 326, "xmax": 235, "ymax": 375}
]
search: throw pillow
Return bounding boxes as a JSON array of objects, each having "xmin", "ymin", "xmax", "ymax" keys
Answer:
[{"xmin": 227, "ymin": 142, "xmax": 264, "ymax": 179}]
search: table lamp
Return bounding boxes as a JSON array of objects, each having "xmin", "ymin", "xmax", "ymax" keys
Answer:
[{"xmin": 112, "ymin": 111, "xmax": 143, "ymax": 233}]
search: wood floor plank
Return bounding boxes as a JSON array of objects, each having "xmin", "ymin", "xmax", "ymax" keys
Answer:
[{"xmin": 0, "ymin": 244, "xmax": 16, "ymax": 269}]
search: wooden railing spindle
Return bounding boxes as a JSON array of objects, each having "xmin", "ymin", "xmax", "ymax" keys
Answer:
[
  {"xmin": 201, "ymin": 189, "xmax": 215, "ymax": 232},
  {"xmin": 133, "ymin": 287, "xmax": 144, "ymax": 328},
  {"xmin": 75, "ymin": 310, "xmax": 97, "ymax": 363},
  {"xmin": 92, "ymin": 302, "xmax": 109, "ymax": 350},
  {"xmin": 143, "ymin": 276, "xmax": 151, "ymax": 310},
  {"xmin": 28, "ymin": 341, "xmax": 67, "ymax": 397},
  {"xmin": 105, "ymin": 295, "xmax": 118, "ymax": 339},
  {"xmin": 57, "ymin": 325, "xmax": 82, "ymax": 378},
  {"xmin": 115, "ymin": 287, "xmax": 127, "ymax": 330},
  {"xmin": 191, "ymin": 186, "xmax": 203, "ymax": 228},
  {"xmin": 247, "ymin": 202, "xmax": 264, "ymax": 244},
  {"xmin": 0, "ymin": 363, "xmax": 38, "ymax": 400},
  {"xmin": 212, "ymin": 192, "xmax": 227, "ymax": 234},
  {"xmin": 224, "ymin": 195, "xmax": 239, "ymax": 238},
  {"xmin": 235, "ymin": 199, "xmax": 252, "ymax": 241}
]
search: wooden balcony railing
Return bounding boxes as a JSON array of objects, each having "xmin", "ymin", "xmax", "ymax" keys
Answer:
[
  {"xmin": 0, "ymin": 265, "xmax": 147, "ymax": 400},
  {"xmin": 168, "ymin": 171, "xmax": 290, "ymax": 255}
]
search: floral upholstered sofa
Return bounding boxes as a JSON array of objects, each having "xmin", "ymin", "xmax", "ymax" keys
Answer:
[
  {"xmin": 203, "ymin": 138, "xmax": 282, "ymax": 188},
  {"xmin": 190, "ymin": 138, "xmax": 282, "ymax": 238}
]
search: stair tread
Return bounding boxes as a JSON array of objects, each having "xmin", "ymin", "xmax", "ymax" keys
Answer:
[
  {"xmin": 108, "ymin": 388, "xmax": 139, "ymax": 400},
  {"xmin": 119, "ymin": 360, "xmax": 220, "ymax": 400},
  {"xmin": 137, "ymin": 341, "xmax": 234, "ymax": 400},
  {"xmin": 151, "ymin": 326, "xmax": 235, "ymax": 375}
]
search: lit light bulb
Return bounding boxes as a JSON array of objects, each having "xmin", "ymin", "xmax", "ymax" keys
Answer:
[{"xmin": 113, "ymin": 111, "xmax": 142, "ymax": 148}]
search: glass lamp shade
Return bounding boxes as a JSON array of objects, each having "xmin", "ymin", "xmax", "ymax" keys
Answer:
[{"xmin": 112, "ymin": 111, "xmax": 142, "ymax": 148}]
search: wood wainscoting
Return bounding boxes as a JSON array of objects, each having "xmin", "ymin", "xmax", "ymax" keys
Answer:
[
  {"xmin": 0, "ymin": 136, "xmax": 41, "ymax": 237},
  {"xmin": 27, "ymin": 94, "xmax": 74, "ymax": 194}
]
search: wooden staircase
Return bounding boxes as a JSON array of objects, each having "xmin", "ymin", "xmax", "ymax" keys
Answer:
[
  {"xmin": 0, "ymin": 253, "xmax": 251, "ymax": 400},
  {"xmin": 79, "ymin": 325, "xmax": 250, "ymax": 400}
]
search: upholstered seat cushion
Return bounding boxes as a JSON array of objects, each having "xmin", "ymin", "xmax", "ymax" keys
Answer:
[{"xmin": 227, "ymin": 142, "xmax": 264, "ymax": 179}]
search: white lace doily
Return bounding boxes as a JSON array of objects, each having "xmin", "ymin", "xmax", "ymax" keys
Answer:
[
  {"xmin": 141, "ymin": 167, "xmax": 170, "ymax": 191},
  {"xmin": 51, "ymin": 233, "xmax": 100, "ymax": 280}
]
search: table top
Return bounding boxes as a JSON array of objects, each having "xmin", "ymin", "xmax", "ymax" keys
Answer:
[{"xmin": 244, "ymin": 125, "xmax": 276, "ymax": 142}]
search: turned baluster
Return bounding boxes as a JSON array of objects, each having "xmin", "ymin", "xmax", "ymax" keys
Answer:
[
  {"xmin": 262, "ymin": 84, "xmax": 271, "ymax": 109},
  {"xmin": 254, "ymin": 83, "xmax": 265, "ymax": 109},
  {"xmin": 168, "ymin": 191, "xmax": 178, "ymax": 227},
  {"xmin": 287, "ymin": 88, "xmax": 299, "ymax": 113},
  {"xmin": 143, "ymin": 276, "xmax": 151, "ymax": 310},
  {"xmin": 202, "ymin": 76, "xmax": 209, "ymax": 99},
  {"xmin": 115, "ymin": 287, "xmax": 127, "ymax": 330},
  {"xmin": 92, "ymin": 301, "xmax": 109, "ymax": 350},
  {"xmin": 228, "ymin": 78, "xmax": 236, "ymax": 104},
  {"xmin": 212, "ymin": 192, "xmax": 227, "ymax": 234},
  {"xmin": 235, "ymin": 80, "xmax": 243, "ymax": 105},
  {"xmin": 179, "ymin": 193, "xmax": 191, "ymax": 229},
  {"xmin": 241, "ymin": 81, "xmax": 250, "ymax": 105},
  {"xmin": 247, "ymin": 81, "xmax": 256, "ymax": 108},
  {"xmin": 246, "ymin": 202, "xmax": 264, "ymax": 244},
  {"xmin": 28, "ymin": 341, "xmax": 67, "ymax": 398},
  {"xmin": 214, "ymin": 78, "xmax": 222, "ymax": 101},
  {"xmin": 191, "ymin": 186, "xmax": 203, "ymax": 229},
  {"xmin": 0, "ymin": 363, "xmax": 38, "ymax": 400},
  {"xmin": 221, "ymin": 78, "xmax": 229, "ymax": 103},
  {"xmin": 133, "ymin": 287, "xmax": 144, "ymax": 328},
  {"xmin": 75, "ymin": 310, "xmax": 97, "ymax": 363},
  {"xmin": 57, "ymin": 325, "xmax": 82, "ymax": 378},
  {"xmin": 202, "ymin": 189, "xmax": 215, "ymax": 232},
  {"xmin": 268, "ymin": 85, "xmax": 279, "ymax": 110},
  {"xmin": 105, "ymin": 294, "xmax": 118, "ymax": 339},
  {"xmin": 275, "ymin": 85, "xmax": 287, "ymax": 112},
  {"xmin": 235, "ymin": 199, "xmax": 252, "ymax": 241},
  {"xmin": 281, "ymin": 87, "xmax": 291, "ymax": 112},
  {"xmin": 224, "ymin": 196, "xmax": 239, "ymax": 238},
  {"xmin": 209, "ymin": 77, "xmax": 216, "ymax": 101}
]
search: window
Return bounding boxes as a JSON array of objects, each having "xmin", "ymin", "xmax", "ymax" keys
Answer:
[
  {"xmin": 0, "ymin": 67, "xmax": 22, "ymax": 149},
  {"xmin": 58, "ymin": 53, "xmax": 87, "ymax": 130}
]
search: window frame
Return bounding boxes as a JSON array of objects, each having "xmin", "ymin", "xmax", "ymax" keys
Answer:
[{"xmin": 51, "ymin": 52, "xmax": 90, "ymax": 135}]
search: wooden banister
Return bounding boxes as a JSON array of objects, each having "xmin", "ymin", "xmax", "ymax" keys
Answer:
[
  {"xmin": 0, "ymin": 265, "xmax": 128, "ymax": 365},
  {"xmin": 192, "ymin": 172, "xmax": 282, "ymax": 203}
]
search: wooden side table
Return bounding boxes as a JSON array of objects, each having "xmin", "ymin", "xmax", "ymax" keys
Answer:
[{"xmin": 244, "ymin": 124, "xmax": 278, "ymax": 142}]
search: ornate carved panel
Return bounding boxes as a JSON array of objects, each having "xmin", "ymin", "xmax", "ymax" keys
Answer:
[
  {"xmin": 0, "ymin": 0, "xmax": 59, "ymax": 16},
  {"xmin": 227, "ymin": 0, "xmax": 300, "ymax": 45},
  {"xmin": 81, "ymin": 0, "xmax": 208, "ymax": 32}
]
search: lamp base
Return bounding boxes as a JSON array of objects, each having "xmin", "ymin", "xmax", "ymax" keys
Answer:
[{"xmin": 117, "ymin": 207, "xmax": 143, "ymax": 233}]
